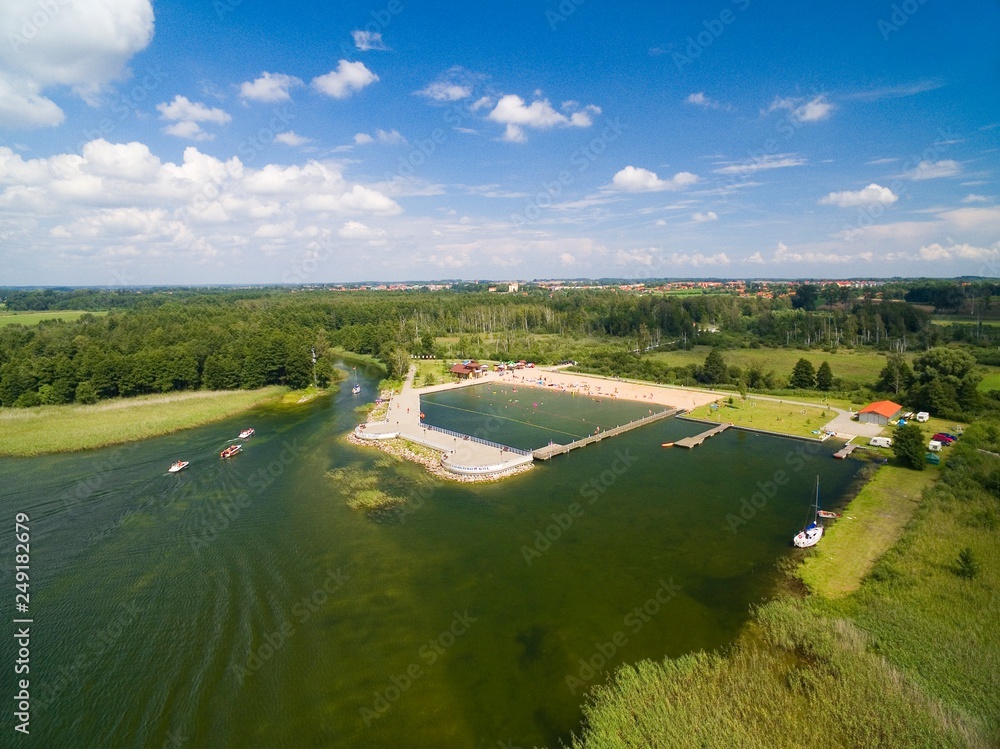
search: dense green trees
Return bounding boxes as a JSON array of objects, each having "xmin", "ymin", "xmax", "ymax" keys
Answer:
[
  {"xmin": 790, "ymin": 358, "xmax": 816, "ymax": 388},
  {"xmin": 893, "ymin": 422, "xmax": 926, "ymax": 470},
  {"xmin": 816, "ymin": 361, "xmax": 834, "ymax": 391}
]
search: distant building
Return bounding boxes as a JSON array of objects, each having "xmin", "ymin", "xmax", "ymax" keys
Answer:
[
  {"xmin": 449, "ymin": 361, "xmax": 486, "ymax": 380},
  {"xmin": 857, "ymin": 400, "xmax": 903, "ymax": 425}
]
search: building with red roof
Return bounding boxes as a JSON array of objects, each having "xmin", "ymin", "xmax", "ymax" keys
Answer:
[{"xmin": 857, "ymin": 400, "xmax": 903, "ymax": 426}]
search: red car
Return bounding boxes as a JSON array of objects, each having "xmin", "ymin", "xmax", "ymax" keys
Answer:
[{"xmin": 932, "ymin": 433, "xmax": 956, "ymax": 444}]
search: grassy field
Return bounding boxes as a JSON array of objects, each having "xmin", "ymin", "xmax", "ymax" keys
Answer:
[
  {"xmin": 798, "ymin": 462, "xmax": 938, "ymax": 597},
  {"xmin": 570, "ymin": 422, "xmax": 999, "ymax": 748},
  {"xmin": 0, "ymin": 310, "xmax": 108, "ymax": 326},
  {"xmin": 979, "ymin": 371, "xmax": 1000, "ymax": 392},
  {"xmin": 647, "ymin": 345, "xmax": 899, "ymax": 384},
  {"xmin": 685, "ymin": 396, "xmax": 835, "ymax": 438},
  {"xmin": 0, "ymin": 387, "xmax": 286, "ymax": 456}
]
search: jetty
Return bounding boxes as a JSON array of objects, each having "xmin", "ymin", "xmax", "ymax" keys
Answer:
[
  {"xmin": 532, "ymin": 408, "xmax": 677, "ymax": 460},
  {"xmin": 674, "ymin": 422, "xmax": 730, "ymax": 449},
  {"xmin": 833, "ymin": 443, "xmax": 858, "ymax": 459}
]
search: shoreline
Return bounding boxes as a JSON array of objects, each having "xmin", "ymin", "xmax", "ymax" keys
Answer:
[
  {"xmin": 0, "ymin": 386, "xmax": 303, "ymax": 457},
  {"xmin": 346, "ymin": 432, "xmax": 534, "ymax": 483}
]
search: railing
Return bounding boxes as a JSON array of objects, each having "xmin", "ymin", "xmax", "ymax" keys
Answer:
[{"xmin": 423, "ymin": 423, "xmax": 532, "ymax": 456}]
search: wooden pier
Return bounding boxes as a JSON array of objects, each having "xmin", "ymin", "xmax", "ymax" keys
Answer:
[
  {"xmin": 833, "ymin": 444, "xmax": 857, "ymax": 459},
  {"xmin": 532, "ymin": 408, "xmax": 677, "ymax": 460},
  {"xmin": 674, "ymin": 423, "xmax": 730, "ymax": 449}
]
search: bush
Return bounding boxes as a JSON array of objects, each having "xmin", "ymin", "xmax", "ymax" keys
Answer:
[{"xmin": 955, "ymin": 547, "xmax": 979, "ymax": 579}]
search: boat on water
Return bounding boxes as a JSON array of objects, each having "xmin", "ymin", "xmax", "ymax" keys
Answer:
[
  {"xmin": 168, "ymin": 460, "xmax": 189, "ymax": 473},
  {"xmin": 238, "ymin": 428, "xmax": 254, "ymax": 439},
  {"xmin": 352, "ymin": 367, "xmax": 361, "ymax": 395},
  {"xmin": 817, "ymin": 509, "xmax": 841, "ymax": 519},
  {"xmin": 793, "ymin": 476, "xmax": 824, "ymax": 548},
  {"xmin": 220, "ymin": 444, "xmax": 242, "ymax": 459}
]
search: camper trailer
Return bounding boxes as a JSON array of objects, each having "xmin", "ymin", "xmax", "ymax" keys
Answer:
[
  {"xmin": 928, "ymin": 440, "xmax": 943, "ymax": 452},
  {"xmin": 869, "ymin": 436, "xmax": 893, "ymax": 448},
  {"xmin": 915, "ymin": 412, "xmax": 930, "ymax": 422}
]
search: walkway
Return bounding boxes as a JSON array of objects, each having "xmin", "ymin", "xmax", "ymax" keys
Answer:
[
  {"xmin": 674, "ymin": 423, "xmax": 730, "ymax": 449},
  {"xmin": 532, "ymin": 408, "xmax": 677, "ymax": 460},
  {"xmin": 354, "ymin": 367, "xmax": 533, "ymax": 476}
]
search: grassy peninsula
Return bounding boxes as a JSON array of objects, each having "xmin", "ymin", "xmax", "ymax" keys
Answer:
[{"xmin": 0, "ymin": 386, "xmax": 288, "ymax": 456}]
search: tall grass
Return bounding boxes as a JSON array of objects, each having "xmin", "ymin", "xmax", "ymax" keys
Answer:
[
  {"xmin": 569, "ymin": 421, "xmax": 1000, "ymax": 748},
  {"xmin": 0, "ymin": 387, "xmax": 286, "ymax": 456}
]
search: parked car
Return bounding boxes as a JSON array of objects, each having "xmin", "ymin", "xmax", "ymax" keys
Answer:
[{"xmin": 932, "ymin": 433, "xmax": 956, "ymax": 444}]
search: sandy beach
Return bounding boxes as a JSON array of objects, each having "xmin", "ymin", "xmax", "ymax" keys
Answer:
[{"xmin": 415, "ymin": 367, "xmax": 720, "ymax": 411}]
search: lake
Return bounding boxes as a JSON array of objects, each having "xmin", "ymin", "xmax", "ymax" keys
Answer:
[{"xmin": 0, "ymin": 366, "xmax": 862, "ymax": 747}]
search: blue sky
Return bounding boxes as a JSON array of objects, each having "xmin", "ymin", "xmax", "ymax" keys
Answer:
[{"xmin": 0, "ymin": 0, "xmax": 998, "ymax": 285}]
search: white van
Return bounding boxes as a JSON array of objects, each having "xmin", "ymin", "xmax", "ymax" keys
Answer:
[
  {"xmin": 869, "ymin": 437, "xmax": 893, "ymax": 448},
  {"xmin": 928, "ymin": 440, "xmax": 942, "ymax": 452},
  {"xmin": 915, "ymin": 412, "xmax": 930, "ymax": 423}
]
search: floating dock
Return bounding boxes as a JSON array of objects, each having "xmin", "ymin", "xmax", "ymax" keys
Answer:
[
  {"xmin": 674, "ymin": 423, "xmax": 730, "ymax": 449},
  {"xmin": 532, "ymin": 408, "xmax": 678, "ymax": 460},
  {"xmin": 833, "ymin": 444, "xmax": 858, "ymax": 459}
]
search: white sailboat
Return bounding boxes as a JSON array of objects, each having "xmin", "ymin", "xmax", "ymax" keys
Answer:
[
  {"xmin": 351, "ymin": 367, "xmax": 361, "ymax": 395},
  {"xmin": 793, "ymin": 476, "xmax": 824, "ymax": 548}
]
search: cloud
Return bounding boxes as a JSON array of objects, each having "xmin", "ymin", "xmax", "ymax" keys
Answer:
[
  {"xmin": 311, "ymin": 61, "xmax": 379, "ymax": 99},
  {"xmin": 156, "ymin": 95, "xmax": 231, "ymax": 141},
  {"xmin": 239, "ymin": 72, "xmax": 303, "ymax": 103},
  {"xmin": 844, "ymin": 80, "xmax": 944, "ymax": 101},
  {"xmin": 610, "ymin": 166, "xmax": 698, "ymax": 192},
  {"xmin": 905, "ymin": 159, "xmax": 961, "ymax": 180},
  {"xmin": 339, "ymin": 220, "xmax": 386, "ymax": 241},
  {"xmin": 487, "ymin": 94, "xmax": 600, "ymax": 142},
  {"xmin": 353, "ymin": 133, "xmax": 374, "ymax": 145},
  {"xmin": 0, "ymin": 0, "xmax": 154, "ymax": 128},
  {"xmin": 768, "ymin": 95, "xmax": 834, "ymax": 123},
  {"xmin": 774, "ymin": 241, "xmax": 873, "ymax": 265},
  {"xmin": 418, "ymin": 81, "xmax": 472, "ymax": 101},
  {"xmin": 917, "ymin": 242, "xmax": 1000, "ymax": 262},
  {"xmin": 962, "ymin": 194, "xmax": 991, "ymax": 203},
  {"xmin": 692, "ymin": 211, "xmax": 718, "ymax": 222},
  {"xmin": 685, "ymin": 92, "xmax": 730, "ymax": 111},
  {"xmin": 866, "ymin": 157, "xmax": 899, "ymax": 165},
  {"xmin": 819, "ymin": 183, "xmax": 898, "ymax": 208},
  {"xmin": 713, "ymin": 153, "xmax": 807, "ymax": 175},
  {"xmin": 353, "ymin": 129, "xmax": 407, "ymax": 146},
  {"xmin": 745, "ymin": 252, "xmax": 765, "ymax": 264},
  {"xmin": 352, "ymin": 30, "xmax": 389, "ymax": 51},
  {"xmin": 560, "ymin": 252, "xmax": 576, "ymax": 266},
  {"xmin": 275, "ymin": 131, "xmax": 311, "ymax": 147}
]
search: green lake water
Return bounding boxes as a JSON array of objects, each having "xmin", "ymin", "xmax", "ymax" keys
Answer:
[{"xmin": 2, "ymin": 367, "xmax": 863, "ymax": 748}]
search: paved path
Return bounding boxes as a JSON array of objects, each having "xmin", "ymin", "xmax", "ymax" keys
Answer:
[{"xmin": 355, "ymin": 367, "xmax": 533, "ymax": 475}]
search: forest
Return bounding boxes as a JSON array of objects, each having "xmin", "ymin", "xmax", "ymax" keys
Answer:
[{"xmin": 0, "ymin": 281, "xmax": 996, "ymax": 420}]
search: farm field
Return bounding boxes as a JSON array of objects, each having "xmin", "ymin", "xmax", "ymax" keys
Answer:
[
  {"xmin": 0, "ymin": 310, "xmax": 108, "ymax": 326},
  {"xmin": 646, "ymin": 346, "xmax": 900, "ymax": 384}
]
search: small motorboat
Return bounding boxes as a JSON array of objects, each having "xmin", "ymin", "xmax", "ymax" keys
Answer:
[
  {"xmin": 238, "ymin": 428, "xmax": 254, "ymax": 440},
  {"xmin": 661, "ymin": 442, "xmax": 674, "ymax": 448},
  {"xmin": 352, "ymin": 367, "xmax": 361, "ymax": 395},
  {"xmin": 220, "ymin": 444, "xmax": 242, "ymax": 459},
  {"xmin": 168, "ymin": 461, "xmax": 189, "ymax": 473},
  {"xmin": 817, "ymin": 510, "xmax": 841, "ymax": 519}
]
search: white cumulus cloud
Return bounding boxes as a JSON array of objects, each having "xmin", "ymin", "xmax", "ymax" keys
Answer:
[
  {"xmin": 0, "ymin": 0, "xmax": 154, "ymax": 128},
  {"xmin": 819, "ymin": 183, "xmax": 898, "ymax": 208},
  {"xmin": 692, "ymin": 211, "xmax": 718, "ymax": 222},
  {"xmin": 312, "ymin": 61, "xmax": 379, "ymax": 99},
  {"xmin": 157, "ymin": 95, "xmax": 231, "ymax": 141},
  {"xmin": 239, "ymin": 72, "xmax": 303, "ymax": 103},
  {"xmin": 418, "ymin": 81, "xmax": 471, "ymax": 101},
  {"xmin": 275, "ymin": 131, "xmax": 311, "ymax": 147},
  {"xmin": 487, "ymin": 94, "xmax": 600, "ymax": 142},
  {"xmin": 610, "ymin": 166, "xmax": 698, "ymax": 193}
]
